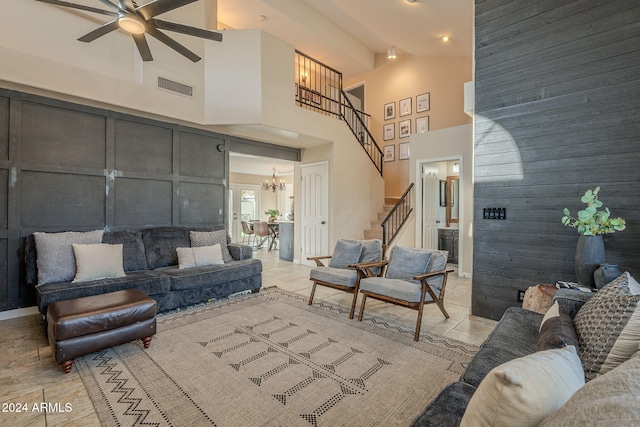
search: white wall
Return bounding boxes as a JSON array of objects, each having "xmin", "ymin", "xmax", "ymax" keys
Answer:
[{"xmin": 409, "ymin": 125, "xmax": 473, "ymax": 277}]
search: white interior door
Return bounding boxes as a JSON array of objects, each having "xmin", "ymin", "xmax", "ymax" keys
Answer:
[
  {"xmin": 229, "ymin": 184, "xmax": 260, "ymax": 243},
  {"xmin": 300, "ymin": 162, "xmax": 329, "ymax": 266},
  {"xmin": 422, "ymin": 171, "xmax": 439, "ymax": 249}
]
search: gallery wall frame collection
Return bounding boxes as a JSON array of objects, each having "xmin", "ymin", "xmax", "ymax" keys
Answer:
[{"xmin": 382, "ymin": 92, "xmax": 431, "ymax": 161}]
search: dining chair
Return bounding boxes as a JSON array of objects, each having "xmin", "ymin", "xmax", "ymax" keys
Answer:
[
  {"xmin": 240, "ymin": 220, "xmax": 255, "ymax": 247},
  {"xmin": 252, "ymin": 221, "xmax": 270, "ymax": 250}
]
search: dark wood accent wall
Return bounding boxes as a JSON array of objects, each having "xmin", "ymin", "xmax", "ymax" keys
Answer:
[
  {"xmin": 0, "ymin": 88, "xmax": 300, "ymax": 312},
  {"xmin": 473, "ymin": 0, "xmax": 640, "ymax": 319}
]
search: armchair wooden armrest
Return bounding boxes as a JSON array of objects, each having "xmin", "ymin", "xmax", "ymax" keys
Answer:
[
  {"xmin": 350, "ymin": 259, "xmax": 389, "ymax": 278},
  {"xmin": 413, "ymin": 269, "xmax": 454, "ymax": 281},
  {"xmin": 307, "ymin": 255, "xmax": 332, "ymax": 267}
]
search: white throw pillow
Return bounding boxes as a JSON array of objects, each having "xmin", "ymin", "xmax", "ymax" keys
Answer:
[
  {"xmin": 177, "ymin": 244, "xmax": 224, "ymax": 269},
  {"xmin": 460, "ymin": 346, "xmax": 585, "ymax": 427},
  {"xmin": 72, "ymin": 243, "xmax": 126, "ymax": 283}
]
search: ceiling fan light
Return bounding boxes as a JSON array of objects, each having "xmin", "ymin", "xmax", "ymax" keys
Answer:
[{"xmin": 118, "ymin": 14, "xmax": 146, "ymax": 35}]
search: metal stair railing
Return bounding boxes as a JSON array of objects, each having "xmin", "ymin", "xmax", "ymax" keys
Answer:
[
  {"xmin": 381, "ymin": 183, "xmax": 414, "ymax": 245},
  {"xmin": 341, "ymin": 90, "xmax": 383, "ymax": 176}
]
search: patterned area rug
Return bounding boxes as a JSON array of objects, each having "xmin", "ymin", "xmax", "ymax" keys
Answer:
[{"xmin": 76, "ymin": 287, "xmax": 477, "ymax": 427}]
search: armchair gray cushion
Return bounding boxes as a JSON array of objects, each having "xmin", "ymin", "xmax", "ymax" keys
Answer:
[
  {"xmin": 360, "ymin": 277, "xmax": 433, "ymax": 303},
  {"xmin": 328, "ymin": 239, "xmax": 363, "ymax": 269},
  {"xmin": 386, "ymin": 246, "xmax": 432, "ymax": 283},
  {"xmin": 310, "ymin": 267, "xmax": 358, "ymax": 288}
]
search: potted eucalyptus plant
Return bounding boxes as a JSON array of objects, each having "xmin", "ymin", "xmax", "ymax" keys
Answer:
[{"xmin": 562, "ymin": 187, "xmax": 626, "ymax": 287}]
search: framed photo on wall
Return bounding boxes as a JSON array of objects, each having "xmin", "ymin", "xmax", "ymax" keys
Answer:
[
  {"xmin": 399, "ymin": 119, "xmax": 411, "ymax": 138},
  {"xmin": 416, "ymin": 92, "xmax": 430, "ymax": 113},
  {"xmin": 399, "ymin": 142, "xmax": 410, "ymax": 160},
  {"xmin": 416, "ymin": 116, "xmax": 429, "ymax": 133},
  {"xmin": 384, "ymin": 102, "xmax": 396, "ymax": 120},
  {"xmin": 383, "ymin": 123, "xmax": 395, "ymax": 141},
  {"xmin": 383, "ymin": 145, "xmax": 395, "ymax": 162},
  {"xmin": 399, "ymin": 97, "xmax": 412, "ymax": 116}
]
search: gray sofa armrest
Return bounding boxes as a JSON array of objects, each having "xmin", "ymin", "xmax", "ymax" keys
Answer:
[
  {"xmin": 411, "ymin": 382, "xmax": 476, "ymax": 427},
  {"xmin": 552, "ymin": 289, "xmax": 594, "ymax": 319},
  {"xmin": 227, "ymin": 243, "xmax": 253, "ymax": 261}
]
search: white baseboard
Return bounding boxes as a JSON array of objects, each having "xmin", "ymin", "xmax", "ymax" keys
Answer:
[{"xmin": 0, "ymin": 306, "xmax": 39, "ymax": 321}]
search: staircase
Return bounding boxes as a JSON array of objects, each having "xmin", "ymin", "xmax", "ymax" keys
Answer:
[{"xmin": 364, "ymin": 205, "xmax": 394, "ymax": 240}]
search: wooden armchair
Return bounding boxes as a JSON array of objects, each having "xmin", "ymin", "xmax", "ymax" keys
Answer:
[
  {"xmin": 308, "ymin": 239, "xmax": 385, "ymax": 319},
  {"xmin": 356, "ymin": 246, "xmax": 452, "ymax": 341}
]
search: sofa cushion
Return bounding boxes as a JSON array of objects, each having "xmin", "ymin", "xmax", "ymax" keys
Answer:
[
  {"xmin": 574, "ymin": 272, "xmax": 640, "ymax": 380},
  {"xmin": 328, "ymin": 239, "xmax": 363, "ymax": 269},
  {"xmin": 410, "ymin": 382, "xmax": 476, "ymax": 427},
  {"xmin": 460, "ymin": 346, "xmax": 584, "ymax": 427},
  {"xmin": 35, "ymin": 270, "xmax": 171, "ymax": 314},
  {"xmin": 537, "ymin": 302, "xmax": 579, "ymax": 351},
  {"xmin": 160, "ymin": 258, "xmax": 263, "ymax": 292},
  {"xmin": 310, "ymin": 266, "xmax": 358, "ymax": 288},
  {"xmin": 461, "ymin": 307, "xmax": 542, "ymax": 388},
  {"xmin": 190, "ymin": 230, "xmax": 233, "ymax": 262},
  {"xmin": 386, "ymin": 246, "xmax": 432, "ymax": 283},
  {"xmin": 177, "ymin": 245, "xmax": 224, "ymax": 269},
  {"xmin": 72, "ymin": 244, "xmax": 126, "ymax": 283},
  {"xmin": 551, "ymin": 288, "xmax": 594, "ymax": 319},
  {"xmin": 33, "ymin": 230, "xmax": 104, "ymax": 284},
  {"xmin": 141, "ymin": 226, "xmax": 220, "ymax": 269},
  {"xmin": 103, "ymin": 229, "xmax": 148, "ymax": 272},
  {"xmin": 539, "ymin": 351, "xmax": 640, "ymax": 427}
]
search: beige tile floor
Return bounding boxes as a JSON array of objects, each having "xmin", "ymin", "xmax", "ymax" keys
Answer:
[{"xmin": 0, "ymin": 248, "xmax": 496, "ymax": 426}]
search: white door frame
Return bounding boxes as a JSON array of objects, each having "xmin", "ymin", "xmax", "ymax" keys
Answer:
[
  {"xmin": 414, "ymin": 155, "xmax": 464, "ymax": 273},
  {"xmin": 299, "ymin": 161, "xmax": 330, "ymax": 267}
]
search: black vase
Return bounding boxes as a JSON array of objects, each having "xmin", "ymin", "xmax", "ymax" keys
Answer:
[
  {"xmin": 575, "ymin": 235, "xmax": 605, "ymax": 288},
  {"xmin": 593, "ymin": 263, "xmax": 622, "ymax": 289}
]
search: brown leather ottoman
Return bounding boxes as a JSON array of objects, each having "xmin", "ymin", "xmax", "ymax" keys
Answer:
[{"xmin": 47, "ymin": 289, "xmax": 157, "ymax": 373}]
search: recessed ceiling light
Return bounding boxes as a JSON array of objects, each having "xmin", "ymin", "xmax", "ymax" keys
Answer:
[
  {"xmin": 442, "ymin": 36, "xmax": 450, "ymax": 42},
  {"xmin": 258, "ymin": 15, "xmax": 267, "ymax": 22},
  {"xmin": 406, "ymin": 0, "xmax": 418, "ymax": 3}
]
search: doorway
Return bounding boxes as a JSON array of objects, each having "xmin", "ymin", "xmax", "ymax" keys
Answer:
[
  {"xmin": 229, "ymin": 184, "xmax": 261, "ymax": 243},
  {"xmin": 300, "ymin": 161, "xmax": 329, "ymax": 266},
  {"xmin": 417, "ymin": 157, "xmax": 462, "ymax": 266}
]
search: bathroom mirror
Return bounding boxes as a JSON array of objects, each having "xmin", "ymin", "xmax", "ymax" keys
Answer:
[{"xmin": 446, "ymin": 175, "xmax": 459, "ymax": 227}]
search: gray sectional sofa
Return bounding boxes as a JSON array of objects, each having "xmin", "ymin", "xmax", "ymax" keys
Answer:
[
  {"xmin": 25, "ymin": 226, "xmax": 262, "ymax": 315},
  {"xmin": 411, "ymin": 289, "xmax": 594, "ymax": 426}
]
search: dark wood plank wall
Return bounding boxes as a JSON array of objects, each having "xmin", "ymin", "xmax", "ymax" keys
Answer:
[
  {"xmin": 473, "ymin": 0, "xmax": 640, "ymax": 319},
  {"xmin": 0, "ymin": 88, "xmax": 300, "ymax": 312}
]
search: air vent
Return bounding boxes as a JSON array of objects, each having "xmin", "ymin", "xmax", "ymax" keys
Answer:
[{"xmin": 157, "ymin": 77, "xmax": 194, "ymax": 98}]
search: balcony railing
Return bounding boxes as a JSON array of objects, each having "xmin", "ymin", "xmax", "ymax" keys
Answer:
[{"xmin": 294, "ymin": 50, "xmax": 383, "ymax": 176}]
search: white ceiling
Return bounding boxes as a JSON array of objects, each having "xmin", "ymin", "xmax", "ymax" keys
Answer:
[{"xmin": 217, "ymin": 0, "xmax": 473, "ymax": 79}]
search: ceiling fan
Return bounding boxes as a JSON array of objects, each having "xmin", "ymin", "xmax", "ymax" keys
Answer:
[{"xmin": 35, "ymin": 0, "xmax": 223, "ymax": 62}]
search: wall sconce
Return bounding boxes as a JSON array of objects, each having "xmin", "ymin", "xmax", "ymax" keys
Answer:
[
  {"xmin": 387, "ymin": 46, "xmax": 397, "ymax": 59},
  {"xmin": 301, "ymin": 72, "xmax": 308, "ymax": 84},
  {"xmin": 452, "ymin": 162, "xmax": 460, "ymax": 174}
]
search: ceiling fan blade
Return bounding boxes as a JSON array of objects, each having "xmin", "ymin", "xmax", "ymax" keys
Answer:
[
  {"xmin": 145, "ymin": 26, "xmax": 201, "ymax": 62},
  {"xmin": 96, "ymin": 0, "xmax": 120, "ymax": 11},
  {"xmin": 34, "ymin": 0, "xmax": 118, "ymax": 17},
  {"xmin": 78, "ymin": 20, "xmax": 120, "ymax": 42},
  {"xmin": 132, "ymin": 33, "xmax": 153, "ymax": 61},
  {"xmin": 136, "ymin": 0, "xmax": 198, "ymax": 20},
  {"xmin": 152, "ymin": 19, "xmax": 223, "ymax": 42},
  {"xmin": 119, "ymin": 0, "xmax": 135, "ymax": 13}
]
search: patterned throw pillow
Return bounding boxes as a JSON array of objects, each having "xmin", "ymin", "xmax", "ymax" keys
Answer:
[
  {"xmin": 538, "ymin": 302, "xmax": 580, "ymax": 351},
  {"xmin": 573, "ymin": 272, "xmax": 640, "ymax": 380},
  {"xmin": 190, "ymin": 230, "xmax": 232, "ymax": 262}
]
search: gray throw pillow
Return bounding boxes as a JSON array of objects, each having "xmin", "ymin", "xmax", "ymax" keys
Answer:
[
  {"xmin": 385, "ymin": 246, "xmax": 432, "ymax": 282},
  {"xmin": 328, "ymin": 239, "xmax": 363, "ymax": 269},
  {"xmin": 190, "ymin": 230, "xmax": 233, "ymax": 262},
  {"xmin": 33, "ymin": 230, "xmax": 104, "ymax": 284}
]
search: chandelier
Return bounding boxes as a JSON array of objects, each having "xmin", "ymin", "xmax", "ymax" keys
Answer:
[{"xmin": 263, "ymin": 168, "xmax": 286, "ymax": 192}]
